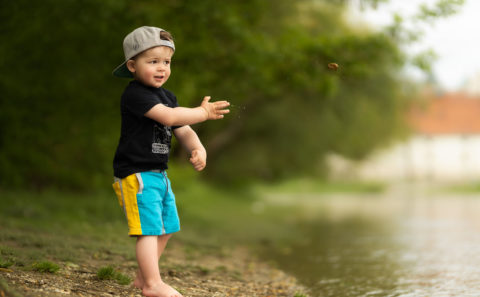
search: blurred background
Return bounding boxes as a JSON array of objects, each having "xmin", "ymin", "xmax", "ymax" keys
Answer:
[{"xmin": 2, "ymin": 0, "xmax": 480, "ymax": 296}]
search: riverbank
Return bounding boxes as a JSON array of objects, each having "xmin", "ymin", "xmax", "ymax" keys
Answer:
[
  {"xmin": 1, "ymin": 240, "xmax": 307, "ymax": 297},
  {"xmin": 0, "ymin": 171, "xmax": 388, "ymax": 297},
  {"xmin": 0, "ymin": 176, "xmax": 312, "ymax": 297}
]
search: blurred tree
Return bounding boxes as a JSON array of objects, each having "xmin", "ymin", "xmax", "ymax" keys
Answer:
[
  {"xmin": 0, "ymin": 0, "xmax": 130, "ymax": 189},
  {"xmin": 0, "ymin": 0, "xmax": 464, "ymax": 189}
]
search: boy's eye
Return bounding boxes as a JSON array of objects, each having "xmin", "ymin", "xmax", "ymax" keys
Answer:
[
  {"xmin": 149, "ymin": 60, "xmax": 158, "ymax": 64},
  {"xmin": 164, "ymin": 60, "xmax": 170, "ymax": 65}
]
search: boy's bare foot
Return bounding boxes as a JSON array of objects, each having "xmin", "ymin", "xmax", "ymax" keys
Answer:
[
  {"xmin": 133, "ymin": 277, "xmax": 143, "ymax": 289},
  {"xmin": 142, "ymin": 281, "xmax": 183, "ymax": 297},
  {"xmin": 133, "ymin": 269, "xmax": 144, "ymax": 289}
]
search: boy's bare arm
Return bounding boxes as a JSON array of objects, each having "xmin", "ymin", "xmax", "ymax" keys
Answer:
[
  {"xmin": 174, "ymin": 126, "xmax": 207, "ymax": 171},
  {"xmin": 144, "ymin": 96, "xmax": 230, "ymax": 127}
]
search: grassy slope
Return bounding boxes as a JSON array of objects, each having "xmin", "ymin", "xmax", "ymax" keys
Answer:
[
  {"xmin": 0, "ymin": 167, "xmax": 384, "ymax": 296},
  {"xmin": 0, "ymin": 173, "xmax": 289, "ymax": 276},
  {"xmin": 0, "ymin": 168, "xmax": 386, "ymax": 268}
]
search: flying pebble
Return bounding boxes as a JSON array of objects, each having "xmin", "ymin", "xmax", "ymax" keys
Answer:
[{"xmin": 327, "ymin": 63, "xmax": 339, "ymax": 71}]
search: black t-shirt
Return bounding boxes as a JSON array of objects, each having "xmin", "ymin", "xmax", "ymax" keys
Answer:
[{"xmin": 113, "ymin": 80, "xmax": 182, "ymax": 178}]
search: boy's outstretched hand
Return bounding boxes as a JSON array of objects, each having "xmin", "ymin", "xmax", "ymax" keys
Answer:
[
  {"xmin": 190, "ymin": 149, "xmax": 207, "ymax": 171},
  {"xmin": 201, "ymin": 96, "xmax": 230, "ymax": 120}
]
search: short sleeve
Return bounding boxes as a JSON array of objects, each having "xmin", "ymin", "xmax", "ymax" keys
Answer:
[
  {"xmin": 160, "ymin": 88, "xmax": 179, "ymax": 108},
  {"xmin": 122, "ymin": 83, "xmax": 160, "ymax": 117}
]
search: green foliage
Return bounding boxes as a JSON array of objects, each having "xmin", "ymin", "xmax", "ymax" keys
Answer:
[
  {"xmin": 329, "ymin": 0, "xmax": 389, "ymax": 9},
  {"xmin": 0, "ymin": 0, "xmax": 463, "ymax": 189},
  {"xmin": 32, "ymin": 261, "xmax": 60, "ymax": 273},
  {"xmin": 167, "ymin": 1, "xmax": 410, "ymax": 182},
  {"xmin": 97, "ymin": 266, "xmax": 131, "ymax": 285},
  {"xmin": 0, "ymin": 0, "xmax": 128, "ymax": 190},
  {"xmin": 416, "ymin": 0, "xmax": 465, "ymax": 22},
  {"xmin": 412, "ymin": 50, "xmax": 438, "ymax": 74}
]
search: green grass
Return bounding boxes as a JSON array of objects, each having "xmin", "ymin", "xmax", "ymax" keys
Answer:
[
  {"xmin": 97, "ymin": 266, "xmax": 116, "ymax": 279},
  {"xmin": 32, "ymin": 261, "xmax": 60, "ymax": 273},
  {"xmin": 97, "ymin": 266, "xmax": 131, "ymax": 285},
  {"xmin": 0, "ymin": 247, "xmax": 15, "ymax": 269},
  {"xmin": 0, "ymin": 173, "xmax": 276, "ymax": 282},
  {"xmin": 0, "ymin": 259, "xmax": 14, "ymax": 269},
  {"xmin": 114, "ymin": 272, "xmax": 132, "ymax": 285},
  {"xmin": 0, "ymin": 175, "xmax": 302, "ymax": 276},
  {"xmin": 0, "ymin": 189, "xmax": 136, "ymax": 278}
]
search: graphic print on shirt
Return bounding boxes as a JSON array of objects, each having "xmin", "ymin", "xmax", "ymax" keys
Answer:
[{"xmin": 152, "ymin": 124, "xmax": 172, "ymax": 154}]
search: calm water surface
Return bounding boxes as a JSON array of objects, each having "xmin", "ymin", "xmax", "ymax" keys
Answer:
[{"xmin": 260, "ymin": 184, "xmax": 480, "ymax": 297}]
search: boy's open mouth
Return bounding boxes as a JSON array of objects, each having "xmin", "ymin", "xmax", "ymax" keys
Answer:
[{"xmin": 154, "ymin": 76, "xmax": 164, "ymax": 80}]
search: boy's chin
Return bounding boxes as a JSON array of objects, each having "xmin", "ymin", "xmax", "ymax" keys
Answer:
[
  {"xmin": 150, "ymin": 78, "xmax": 167, "ymax": 88},
  {"xmin": 139, "ymin": 79, "xmax": 164, "ymax": 88}
]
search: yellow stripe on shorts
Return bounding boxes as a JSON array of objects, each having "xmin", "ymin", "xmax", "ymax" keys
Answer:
[{"xmin": 112, "ymin": 174, "xmax": 142, "ymax": 235}]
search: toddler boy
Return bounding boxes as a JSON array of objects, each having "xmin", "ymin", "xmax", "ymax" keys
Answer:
[{"xmin": 111, "ymin": 26, "xmax": 229, "ymax": 297}]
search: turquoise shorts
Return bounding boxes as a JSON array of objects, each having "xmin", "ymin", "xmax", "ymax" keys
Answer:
[{"xmin": 112, "ymin": 171, "xmax": 180, "ymax": 236}]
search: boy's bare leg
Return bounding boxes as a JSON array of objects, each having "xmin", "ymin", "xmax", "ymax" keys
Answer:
[
  {"xmin": 135, "ymin": 234, "xmax": 181, "ymax": 296},
  {"xmin": 136, "ymin": 235, "xmax": 181, "ymax": 297},
  {"xmin": 134, "ymin": 234, "xmax": 172, "ymax": 288},
  {"xmin": 135, "ymin": 236, "xmax": 160, "ymax": 287}
]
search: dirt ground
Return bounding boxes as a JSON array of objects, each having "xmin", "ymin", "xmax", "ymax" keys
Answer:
[{"xmin": 0, "ymin": 243, "xmax": 309, "ymax": 297}]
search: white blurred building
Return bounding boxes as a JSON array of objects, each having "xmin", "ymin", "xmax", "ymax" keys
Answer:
[
  {"xmin": 328, "ymin": 91, "xmax": 480, "ymax": 182},
  {"xmin": 464, "ymin": 72, "xmax": 480, "ymax": 96}
]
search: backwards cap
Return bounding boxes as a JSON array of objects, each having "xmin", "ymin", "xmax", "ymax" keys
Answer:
[{"xmin": 112, "ymin": 26, "xmax": 175, "ymax": 78}]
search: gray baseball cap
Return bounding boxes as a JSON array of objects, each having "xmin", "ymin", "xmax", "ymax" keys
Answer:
[{"xmin": 112, "ymin": 26, "xmax": 175, "ymax": 78}]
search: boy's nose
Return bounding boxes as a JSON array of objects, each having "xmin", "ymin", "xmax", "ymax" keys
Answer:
[{"xmin": 157, "ymin": 64, "xmax": 167, "ymax": 71}]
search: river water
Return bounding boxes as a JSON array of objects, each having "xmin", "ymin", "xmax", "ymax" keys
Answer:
[{"xmin": 260, "ymin": 184, "xmax": 480, "ymax": 297}]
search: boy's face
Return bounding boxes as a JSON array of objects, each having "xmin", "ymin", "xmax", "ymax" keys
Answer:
[{"xmin": 127, "ymin": 46, "xmax": 173, "ymax": 88}]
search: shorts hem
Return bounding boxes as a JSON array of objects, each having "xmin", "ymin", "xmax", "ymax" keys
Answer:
[
  {"xmin": 164, "ymin": 227, "xmax": 181, "ymax": 235},
  {"xmin": 128, "ymin": 228, "xmax": 180, "ymax": 236},
  {"xmin": 128, "ymin": 229, "xmax": 144, "ymax": 236}
]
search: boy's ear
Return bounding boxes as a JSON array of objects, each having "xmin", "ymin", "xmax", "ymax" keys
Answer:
[{"xmin": 126, "ymin": 60, "xmax": 136, "ymax": 74}]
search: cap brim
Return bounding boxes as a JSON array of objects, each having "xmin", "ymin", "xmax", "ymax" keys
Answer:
[{"xmin": 112, "ymin": 61, "xmax": 133, "ymax": 78}]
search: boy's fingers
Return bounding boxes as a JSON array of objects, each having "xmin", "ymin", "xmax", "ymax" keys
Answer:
[
  {"xmin": 217, "ymin": 109, "xmax": 230, "ymax": 114},
  {"xmin": 193, "ymin": 161, "xmax": 203, "ymax": 170},
  {"xmin": 191, "ymin": 150, "xmax": 202, "ymax": 161},
  {"xmin": 214, "ymin": 101, "xmax": 230, "ymax": 108},
  {"xmin": 190, "ymin": 156, "xmax": 205, "ymax": 167},
  {"xmin": 202, "ymin": 96, "xmax": 211, "ymax": 104}
]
